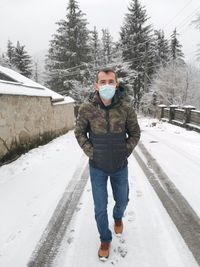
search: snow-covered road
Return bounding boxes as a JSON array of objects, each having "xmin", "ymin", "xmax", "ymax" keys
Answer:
[
  {"xmin": 52, "ymin": 153, "xmax": 199, "ymax": 267},
  {"xmin": 140, "ymin": 118, "xmax": 200, "ymax": 218},
  {"xmin": 0, "ymin": 131, "xmax": 84, "ymax": 267},
  {"xmin": 0, "ymin": 118, "xmax": 200, "ymax": 267}
]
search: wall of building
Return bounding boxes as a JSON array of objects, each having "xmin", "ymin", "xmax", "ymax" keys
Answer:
[{"xmin": 0, "ymin": 94, "xmax": 75, "ymax": 164}]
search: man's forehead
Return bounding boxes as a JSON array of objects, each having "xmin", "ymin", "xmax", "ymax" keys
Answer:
[{"xmin": 98, "ymin": 71, "xmax": 116, "ymax": 80}]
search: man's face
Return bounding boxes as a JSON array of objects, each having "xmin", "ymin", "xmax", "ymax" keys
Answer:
[{"xmin": 95, "ymin": 71, "xmax": 118, "ymax": 91}]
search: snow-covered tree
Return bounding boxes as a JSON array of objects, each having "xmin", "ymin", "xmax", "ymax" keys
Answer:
[
  {"xmin": 184, "ymin": 64, "xmax": 200, "ymax": 109},
  {"xmin": 0, "ymin": 40, "xmax": 20, "ymax": 71},
  {"xmin": 6, "ymin": 40, "xmax": 15, "ymax": 66},
  {"xmin": 46, "ymin": 0, "xmax": 91, "ymax": 96},
  {"xmin": 150, "ymin": 61, "xmax": 200, "ymax": 108},
  {"xmin": 101, "ymin": 28, "xmax": 113, "ymax": 65},
  {"xmin": 90, "ymin": 26, "xmax": 101, "ymax": 67},
  {"xmin": 110, "ymin": 43, "xmax": 137, "ymax": 98},
  {"xmin": 120, "ymin": 0, "xmax": 154, "ymax": 108},
  {"xmin": 33, "ymin": 61, "xmax": 39, "ymax": 82},
  {"xmin": 140, "ymin": 90, "xmax": 158, "ymax": 117},
  {"xmin": 169, "ymin": 28, "xmax": 184, "ymax": 63},
  {"xmin": 11, "ymin": 41, "xmax": 32, "ymax": 78},
  {"xmin": 154, "ymin": 30, "xmax": 170, "ymax": 67},
  {"xmin": 0, "ymin": 53, "xmax": 10, "ymax": 67}
]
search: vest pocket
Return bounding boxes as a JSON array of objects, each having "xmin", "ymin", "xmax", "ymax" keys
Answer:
[{"xmin": 112, "ymin": 143, "xmax": 127, "ymax": 170}]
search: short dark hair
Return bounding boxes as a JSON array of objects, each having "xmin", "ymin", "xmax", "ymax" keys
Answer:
[{"xmin": 96, "ymin": 67, "xmax": 118, "ymax": 83}]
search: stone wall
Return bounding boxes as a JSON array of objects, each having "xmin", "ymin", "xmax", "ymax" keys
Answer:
[{"xmin": 0, "ymin": 94, "xmax": 75, "ymax": 165}]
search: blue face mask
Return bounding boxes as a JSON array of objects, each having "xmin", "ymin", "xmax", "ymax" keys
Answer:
[{"xmin": 99, "ymin": 85, "xmax": 116, "ymax": 100}]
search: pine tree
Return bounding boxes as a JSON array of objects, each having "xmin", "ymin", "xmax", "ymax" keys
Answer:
[
  {"xmin": 154, "ymin": 30, "xmax": 170, "ymax": 67},
  {"xmin": 33, "ymin": 61, "xmax": 39, "ymax": 82},
  {"xmin": 170, "ymin": 28, "xmax": 184, "ymax": 62},
  {"xmin": 90, "ymin": 26, "xmax": 101, "ymax": 67},
  {"xmin": 120, "ymin": 0, "xmax": 154, "ymax": 108},
  {"xmin": 12, "ymin": 41, "xmax": 32, "ymax": 78},
  {"xmin": 46, "ymin": 0, "xmax": 91, "ymax": 95},
  {"xmin": 6, "ymin": 40, "xmax": 15, "ymax": 66},
  {"xmin": 101, "ymin": 28, "xmax": 113, "ymax": 65},
  {"xmin": 1, "ymin": 40, "xmax": 18, "ymax": 70},
  {"xmin": 111, "ymin": 43, "xmax": 137, "ymax": 95},
  {"xmin": 0, "ymin": 53, "xmax": 9, "ymax": 67}
]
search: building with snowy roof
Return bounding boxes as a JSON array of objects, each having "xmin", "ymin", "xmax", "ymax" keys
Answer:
[{"xmin": 0, "ymin": 66, "xmax": 75, "ymax": 165}]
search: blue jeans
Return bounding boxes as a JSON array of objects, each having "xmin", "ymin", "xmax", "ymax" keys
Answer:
[{"xmin": 89, "ymin": 164, "xmax": 129, "ymax": 242}]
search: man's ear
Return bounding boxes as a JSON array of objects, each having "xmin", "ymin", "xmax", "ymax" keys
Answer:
[{"xmin": 95, "ymin": 82, "xmax": 99, "ymax": 91}]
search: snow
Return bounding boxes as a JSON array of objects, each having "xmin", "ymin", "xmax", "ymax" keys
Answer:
[
  {"xmin": 0, "ymin": 118, "xmax": 199, "ymax": 266},
  {"xmin": 171, "ymin": 119, "xmax": 183, "ymax": 125},
  {"xmin": 169, "ymin": 105, "xmax": 178, "ymax": 108},
  {"xmin": 0, "ymin": 65, "xmax": 74, "ymax": 103},
  {"xmin": 140, "ymin": 118, "xmax": 200, "ymax": 217},
  {"xmin": 192, "ymin": 110, "xmax": 200, "ymax": 114},
  {"xmin": 183, "ymin": 105, "xmax": 196, "ymax": 109},
  {"xmin": 0, "ymin": 131, "xmax": 84, "ymax": 267},
  {"xmin": 175, "ymin": 108, "xmax": 184, "ymax": 111},
  {"xmin": 187, "ymin": 123, "xmax": 200, "ymax": 130},
  {"xmin": 52, "ymin": 96, "xmax": 74, "ymax": 105},
  {"xmin": 0, "ymin": 65, "xmax": 46, "ymax": 88},
  {"xmin": 158, "ymin": 104, "xmax": 167, "ymax": 107}
]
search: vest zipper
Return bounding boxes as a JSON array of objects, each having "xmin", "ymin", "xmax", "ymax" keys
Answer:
[{"xmin": 105, "ymin": 109, "xmax": 110, "ymax": 133}]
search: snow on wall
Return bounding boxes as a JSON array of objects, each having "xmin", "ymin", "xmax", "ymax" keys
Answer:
[{"xmin": 0, "ymin": 66, "xmax": 74, "ymax": 103}]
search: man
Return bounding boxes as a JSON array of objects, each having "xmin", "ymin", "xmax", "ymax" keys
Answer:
[{"xmin": 74, "ymin": 68, "xmax": 140, "ymax": 261}]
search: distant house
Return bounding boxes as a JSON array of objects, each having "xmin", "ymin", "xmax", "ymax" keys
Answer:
[{"xmin": 0, "ymin": 66, "xmax": 75, "ymax": 165}]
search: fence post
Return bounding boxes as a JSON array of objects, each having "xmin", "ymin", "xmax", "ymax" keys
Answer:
[
  {"xmin": 169, "ymin": 105, "xmax": 178, "ymax": 122},
  {"xmin": 158, "ymin": 104, "xmax": 167, "ymax": 120},
  {"xmin": 183, "ymin": 105, "xmax": 196, "ymax": 125}
]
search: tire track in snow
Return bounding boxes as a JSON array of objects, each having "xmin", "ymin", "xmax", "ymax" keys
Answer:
[
  {"xmin": 133, "ymin": 142, "xmax": 200, "ymax": 266},
  {"xmin": 27, "ymin": 154, "xmax": 89, "ymax": 267}
]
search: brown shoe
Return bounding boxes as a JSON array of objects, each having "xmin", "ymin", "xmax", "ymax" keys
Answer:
[
  {"xmin": 98, "ymin": 242, "xmax": 110, "ymax": 261},
  {"xmin": 114, "ymin": 219, "xmax": 123, "ymax": 236}
]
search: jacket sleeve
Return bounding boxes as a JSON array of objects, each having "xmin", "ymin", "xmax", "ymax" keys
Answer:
[
  {"xmin": 74, "ymin": 103, "xmax": 93, "ymax": 159},
  {"xmin": 126, "ymin": 106, "xmax": 141, "ymax": 157}
]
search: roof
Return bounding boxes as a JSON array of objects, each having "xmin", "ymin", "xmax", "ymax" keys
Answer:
[{"xmin": 0, "ymin": 66, "xmax": 74, "ymax": 104}]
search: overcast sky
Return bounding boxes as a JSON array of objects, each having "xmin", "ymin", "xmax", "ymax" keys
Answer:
[{"xmin": 0, "ymin": 0, "xmax": 200, "ymax": 62}]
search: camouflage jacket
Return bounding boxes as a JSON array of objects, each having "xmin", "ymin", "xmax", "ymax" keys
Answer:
[{"xmin": 74, "ymin": 85, "xmax": 140, "ymax": 172}]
